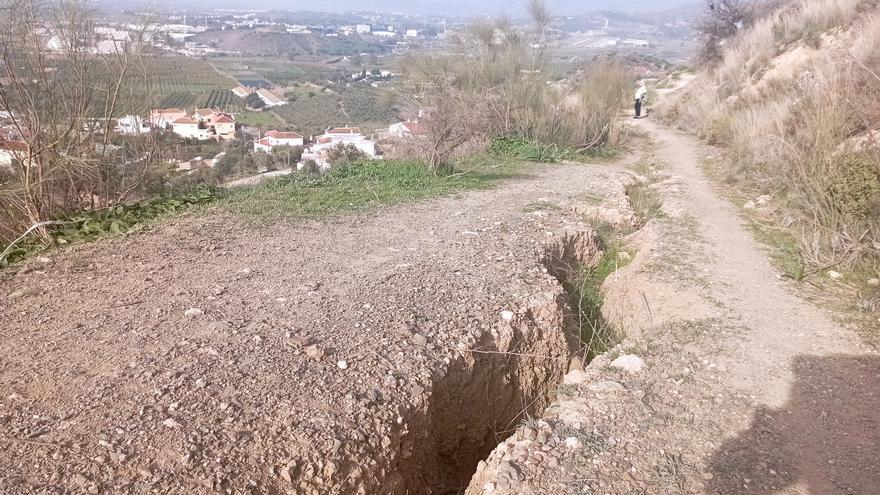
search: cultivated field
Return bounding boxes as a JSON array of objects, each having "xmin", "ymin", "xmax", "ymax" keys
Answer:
[{"xmin": 115, "ymin": 57, "xmax": 238, "ymax": 116}]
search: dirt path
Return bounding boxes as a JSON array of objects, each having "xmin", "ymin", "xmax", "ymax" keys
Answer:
[
  {"xmin": 468, "ymin": 121, "xmax": 879, "ymax": 495},
  {"xmin": 644, "ymin": 120, "xmax": 879, "ymax": 493},
  {"xmin": 0, "ymin": 159, "xmax": 635, "ymax": 494}
]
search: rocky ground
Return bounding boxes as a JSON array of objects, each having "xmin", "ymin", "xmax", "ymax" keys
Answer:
[
  {"xmin": 2, "ymin": 118, "xmax": 877, "ymax": 495},
  {"xmin": 466, "ymin": 121, "xmax": 879, "ymax": 495},
  {"xmin": 0, "ymin": 155, "xmax": 638, "ymax": 494}
]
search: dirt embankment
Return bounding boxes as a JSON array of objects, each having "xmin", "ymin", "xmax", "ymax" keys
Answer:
[{"xmin": 0, "ymin": 159, "xmax": 638, "ymax": 494}]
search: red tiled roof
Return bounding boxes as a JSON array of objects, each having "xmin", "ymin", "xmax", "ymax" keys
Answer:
[
  {"xmin": 0, "ymin": 139, "xmax": 27, "ymax": 152},
  {"xmin": 403, "ymin": 121, "xmax": 426, "ymax": 135},
  {"xmin": 214, "ymin": 115, "xmax": 235, "ymax": 124},
  {"xmin": 317, "ymin": 136, "xmax": 334, "ymax": 144},
  {"xmin": 266, "ymin": 130, "xmax": 302, "ymax": 139},
  {"xmin": 256, "ymin": 137, "xmax": 271, "ymax": 146},
  {"xmin": 195, "ymin": 108, "xmax": 215, "ymax": 116},
  {"xmin": 173, "ymin": 118, "xmax": 199, "ymax": 125},
  {"xmin": 327, "ymin": 127, "xmax": 360, "ymax": 134}
]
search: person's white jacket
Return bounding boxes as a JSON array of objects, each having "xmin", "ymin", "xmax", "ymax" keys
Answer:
[{"xmin": 634, "ymin": 86, "xmax": 648, "ymax": 102}]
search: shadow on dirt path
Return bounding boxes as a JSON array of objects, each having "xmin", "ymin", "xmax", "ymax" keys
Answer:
[{"xmin": 708, "ymin": 354, "xmax": 880, "ymax": 495}]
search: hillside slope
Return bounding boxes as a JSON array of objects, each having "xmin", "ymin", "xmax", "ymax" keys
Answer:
[{"xmin": 662, "ymin": 0, "xmax": 880, "ymax": 278}]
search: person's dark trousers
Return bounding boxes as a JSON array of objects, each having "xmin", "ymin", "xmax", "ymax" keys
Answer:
[{"xmin": 634, "ymin": 99, "xmax": 642, "ymax": 118}]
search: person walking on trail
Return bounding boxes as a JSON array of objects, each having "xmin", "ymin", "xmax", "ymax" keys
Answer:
[{"xmin": 634, "ymin": 81, "xmax": 648, "ymax": 119}]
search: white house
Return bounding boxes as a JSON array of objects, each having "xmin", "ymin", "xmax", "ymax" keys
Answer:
[
  {"xmin": 388, "ymin": 121, "xmax": 426, "ymax": 138},
  {"xmin": 300, "ymin": 126, "xmax": 378, "ymax": 170},
  {"xmin": 405, "ymin": 29, "xmax": 418, "ymax": 38},
  {"xmin": 171, "ymin": 117, "xmax": 211, "ymax": 140},
  {"xmin": 0, "ymin": 139, "xmax": 27, "ymax": 168},
  {"xmin": 356, "ymin": 24, "xmax": 372, "ymax": 34},
  {"xmin": 231, "ymin": 86, "xmax": 252, "ymax": 98},
  {"xmin": 254, "ymin": 130, "xmax": 304, "ymax": 152},
  {"xmin": 149, "ymin": 108, "xmax": 188, "ymax": 128},
  {"xmin": 115, "ymin": 114, "xmax": 150, "ymax": 135},
  {"xmin": 256, "ymin": 88, "xmax": 287, "ymax": 107}
]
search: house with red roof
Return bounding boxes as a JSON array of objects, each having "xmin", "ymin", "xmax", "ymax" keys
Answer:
[
  {"xmin": 148, "ymin": 108, "xmax": 188, "ymax": 128},
  {"xmin": 388, "ymin": 121, "xmax": 426, "ymax": 138},
  {"xmin": 0, "ymin": 139, "xmax": 28, "ymax": 168},
  {"xmin": 254, "ymin": 130, "xmax": 304, "ymax": 153}
]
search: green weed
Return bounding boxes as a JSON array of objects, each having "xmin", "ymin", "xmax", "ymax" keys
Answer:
[{"xmin": 219, "ymin": 158, "xmax": 528, "ymax": 219}]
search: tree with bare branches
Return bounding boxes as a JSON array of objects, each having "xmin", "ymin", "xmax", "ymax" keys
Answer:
[{"xmin": 0, "ymin": 0, "xmax": 161, "ymax": 245}]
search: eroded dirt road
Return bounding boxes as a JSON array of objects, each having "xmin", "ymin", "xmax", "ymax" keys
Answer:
[
  {"xmin": 0, "ymin": 159, "xmax": 635, "ymax": 494},
  {"xmin": 468, "ymin": 121, "xmax": 879, "ymax": 494}
]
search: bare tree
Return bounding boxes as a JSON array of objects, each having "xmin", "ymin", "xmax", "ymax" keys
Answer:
[
  {"xmin": 402, "ymin": 73, "xmax": 488, "ymax": 173},
  {"xmin": 696, "ymin": 0, "xmax": 781, "ymax": 64},
  {"xmin": 0, "ymin": 0, "xmax": 161, "ymax": 244}
]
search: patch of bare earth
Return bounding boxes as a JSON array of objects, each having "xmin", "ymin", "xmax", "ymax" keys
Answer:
[
  {"xmin": 0, "ymin": 160, "xmax": 636, "ymax": 494},
  {"xmin": 467, "ymin": 121, "xmax": 879, "ymax": 495}
]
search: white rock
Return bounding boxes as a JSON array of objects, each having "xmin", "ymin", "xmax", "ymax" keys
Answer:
[
  {"xmin": 337, "ymin": 360, "xmax": 349, "ymax": 370},
  {"xmin": 867, "ymin": 278, "xmax": 879, "ymax": 287},
  {"xmin": 184, "ymin": 308, "xmax": 203, "ymax": 318},
  {"xmin": 827, "ymin": 270, "xmax": 843, "ymax": 280},
  {"xmin": 562, "ymin": 370, "xmax": 590, "ymax": 385},
  {"xmin": 564, "ymin": 437, "xmax": 583, "ymax": 449},
  {"xmin": 162, "ymin": 418, "xmax": 180, "ymax": 428},
  {"xmin": 743, "ymin": 200, "xmax": 756, "ymax": 210},
  {"xmin": 756, "ymin": 195, "xmax": 771, "ymax": 205},
  {"xmin": 610, "ymin": 354, "xmax": 645, "ymax": 373},
  {"xmin": 500, "ymin": 310, "xmax": 515, "ymax": 322}
]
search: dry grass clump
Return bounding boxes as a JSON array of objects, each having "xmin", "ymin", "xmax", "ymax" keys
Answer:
[
  {"xmin": 398, "ymin": 1, "xmax": 631, "ymax": 171},
  {"xmin": 661, "ymin": 0, "xmax": 880, "ymax": 270}
]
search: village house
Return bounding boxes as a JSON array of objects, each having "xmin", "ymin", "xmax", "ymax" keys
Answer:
[
  {"xmin": 256, "ymin": 88, "xmax": 287, "ymax": 107},
  {"xmin": 149, "ymin": 108, "xmax": 236, "ymax": 141},
  {"xmin": 300, "ymin": 126, "xmax": 378, "ymax": 170},
  {"xmin": 0, "ymin": 139, "xmax": 27, "ymax": 168},
  {"xmin": 254, "ymin": 130, "xmax": 304, "ymax": 153},
  {"xmin": 388, "ymin": 121, "xmax": 426, "ymax": 138},
  {"xmin": 149, "ymin": 108, "xmax": 188, "ymax": 128},
  {"xmin": 171, "ymin": 117, "xmax": 210, "ymax": 140},
  {"xmin": 231, "ymin": 86, "xmax": 252, "ymax": 98},
  {"xmin": 176, "ymin": 151, "xmax": 226, "ymax": 172},
  {"xmin": 115, "ymin": 115, "xmax": 150, "ymax": 135}
]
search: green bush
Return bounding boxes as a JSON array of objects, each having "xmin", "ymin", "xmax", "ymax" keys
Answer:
[
  {"xmin": 827, "ymin": 154, "xmax": 880, "ymax": 218},
  {"xmin": 489, "ymin": 136, "xmax": 564, "ymax": 163}
]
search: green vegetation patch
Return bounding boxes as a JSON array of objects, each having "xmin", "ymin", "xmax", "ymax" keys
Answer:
[
  {"xmin": 220, "ymin": 158, "xmax": 527, "ymax": 219},
  {"xmin": 827, "ymin": 154, "xmax": 880, "ymax": 219},
  {"xmin": 1, "ymin": 188, "xmax": 222, "ymax": 267},
  {"xmin": 565, "ymin": 241, "xmax": 631, "ymax": 360}
]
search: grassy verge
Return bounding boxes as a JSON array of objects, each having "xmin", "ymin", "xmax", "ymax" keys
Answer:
[
  {"xmin": 1, "ymin": 157, "xmax": 530, "ymax": 269},
  {"xmin": 0, "ymin": 188, "xmax": 222, "ymax": 267},
  {"xmin": 219, "ymin": 157, "xmax": 529, "ymax": 219},
  {"xmin": 489, "ymin": 136, "xmax": 626, "ymax": 165},
  {"xmin": 565, "ymin": 240, "xmax": 632, "ymax": 360},
  {"xmin": 234, "ymin": 110, "xmax": 284, "ymax": 128}
]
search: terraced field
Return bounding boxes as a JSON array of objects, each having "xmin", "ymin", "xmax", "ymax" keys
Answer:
[{"xmin": 115, "ymin": 57, "xmax": 238, "ymax": 116}]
